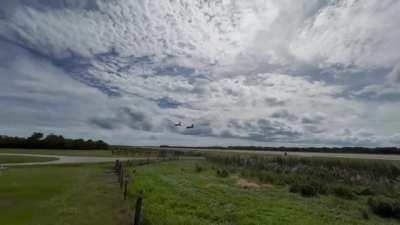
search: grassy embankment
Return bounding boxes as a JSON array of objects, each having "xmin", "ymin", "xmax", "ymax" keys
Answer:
[
  {"xmin": 128, "ymin": 159, "xmax": 400, "ymax": 225},
  {"xmin": 0, "ymin": 155, "xmax": 58, "ymax": 164},
  {"xmin": 0, "ymin": 164, "xmax": 131, "ymax": 225}
]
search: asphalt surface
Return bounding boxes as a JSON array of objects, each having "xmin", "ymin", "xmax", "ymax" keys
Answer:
[{"xmin": 0, "ymin": 153, "xmax": 153, "ymax": 166}]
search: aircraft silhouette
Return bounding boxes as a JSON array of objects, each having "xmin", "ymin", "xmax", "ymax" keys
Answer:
[
  {"xmin": 174, "ymin": 122, "xmax": 182, "ymax": 127},
  {"xmin": 186, "ymin": 124, "xmax": 194, "ymax": 129}
]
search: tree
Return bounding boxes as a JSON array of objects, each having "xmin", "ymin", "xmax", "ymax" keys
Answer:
[{"xmin": 27, "ymin": 132, "xmax": 44, "ymax": 141}]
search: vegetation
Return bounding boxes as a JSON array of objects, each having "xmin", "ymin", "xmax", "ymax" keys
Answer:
[
  {"xmin": 206, "ymin": 153, "xmax": 400, "ymax": 219},
  {"xmin": 0, "ymin": 148, "xmax": 113, "ymax": 157},
  {"xmin": 0, "ymin": 132, "xmax": 109, "ymax": 150},
  {"xmin": 206, "ymin": 154, "xmax": 400, "ymax": 185},
  {"xmin": 0, "ymin": 164, "xmax": 131, "ymax": 225},
  {"xmin": 160, "ymin": 145, "xmax": 400, "ymax": 154},
  {"xmin": 289, "ymin": 183, "xmax": 319, "ymax": 197},
  {"xmin": 216, "ymin": 168, "xmax": 229, "ymax": 178},
  {"xmin": 0, "ymin": 147, "xmax": 202, "ymax": 158},
  {"xmin": 3, "ymin": 148, "xmax": 400, "ymax": 224},
  {"xmin": 0, "ymin": 155, "xmax": 58, "ymax": 164},
  {"xmin": 128, "ymin": 160, "xmax": 400, "ymax": 225},
  {"xmin": 112, "ymin": 147, "xmax": 203, "ymax": 158},
  {"xmin": 332, "ymin": 186, "xmax": 355, "ymax": 200},
  {"xmin": 368, "ymin": 197, "xmax": 400, "ymax": 219}
]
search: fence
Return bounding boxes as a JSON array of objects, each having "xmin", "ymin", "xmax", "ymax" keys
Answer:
[{"xmin": 114, "ymin": 160, "xmax": 143, "ymax": 225}]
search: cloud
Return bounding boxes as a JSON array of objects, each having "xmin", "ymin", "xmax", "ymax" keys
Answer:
[
  {"xmin": 90, "ymin": 107, "xmax": 155, "ymax": 132},
  {"xmin": 264, "ymin": 97, "xmax": 286, "ymax": 107},
  {"xmin": 271, "ymin": 110, "xmax": 298, "ymax": 121},
  {"xmin": 301, "ymin": 115, "xmax": 325, "ymax": 124},
  {"xmin": 353, "ymin": 84, "xmax": 400, "ymax": 101},
  {"xmin": 90, "ymin": 118, "xmax": 118, "ymax": 130},
  {"xmin": 0, "ymin": 40, "xmax": 115, "ymax": 138},
  {"xmin": 1, "ymin": 1, "xmax": 400, "ymax": 147},
  {"xmin": 221, "ymin": 118, "xmax": 301, "ymax": 142},
  {"xmin": 290, "ymin": 0, "xmax": 400, "ymax": 70},
  {"xmin": 2, "ymin": 0, "xmax": 399, "ymax": 75},
  {"xmin": 388, "ymin": 62, "xmax": 400, "ymax": 83}
]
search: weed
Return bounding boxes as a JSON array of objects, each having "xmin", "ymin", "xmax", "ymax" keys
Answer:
[
  {"xmin": 332, "ymin": 186, "xmax": 355, "ymax": 200},
  {"xmin": 216, "ymin": 169, "xmax": 229, "ymax": 178},
  {"xmin": 368, "ymin": 196, "xmax": 400, "ymax": 218},
  {"xmin": 195, "ymin": 164, "xmax": 203, "ymax": 172},
  {"xmin": 289, "ymin": 183, "xmax": 318, "ymax": 197}
]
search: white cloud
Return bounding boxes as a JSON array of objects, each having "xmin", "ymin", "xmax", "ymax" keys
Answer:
[
  {"xmin": 290, "ymin": 0, "xmax": 400, "ymax": 70},
  {"xmin": 2, "ymin": 0, "xmax": 399, "ymax": 74},
  {"xmin": 1, "ymin": 0, "xmax": 400, "ymax": 146},
  {"xmin": 388, "ymin": 62, "xmax": 400, "ymax": 83}
]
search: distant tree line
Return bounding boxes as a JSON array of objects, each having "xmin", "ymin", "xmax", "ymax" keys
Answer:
[
  {"xmin": 159, "ymin": 145, "xmax": 400, "ymax": 155},
  {"xmin": 0, "ymin": 132, "xmax": 109, "ymax": 150}
]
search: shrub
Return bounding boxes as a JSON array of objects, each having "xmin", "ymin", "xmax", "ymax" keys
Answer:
[
  {"xmin": 205, "ymin": 154, "xmax": 400, "ymax": 185},
  {"xmin": 216, "ymin": 169, "xmax": 229, "ymax": 178},
  {"xmin": 256, "ymin": 171, "xmax": 277, "ymax": 184},
  {"xmin": 332, "ymin": 186, "xmax": 355, "ymax": 200},
  {"xmin": 368, "ymin": 196, "xmax": 400, "ymax": 218},
  {"xmin": 309, "ymin": 179, "xmax": 328, "ymax": 195},
  {"xmin": 357, "ymin": 187, "xmax": 375, "ymax": 196},
  {"xmin": 195, "ymin": 164, "xmax": 203, "ymax": 173},
  {"xmin": 361, "ymin": 210, "xmax": 370, "ymax": 220},
  {"xmin": 289, "ymin": 183, "xmax": 318, "ymax": 197}
]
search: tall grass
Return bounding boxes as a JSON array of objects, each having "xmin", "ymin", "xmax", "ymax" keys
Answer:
[
  {"xmin": 206, "ymin": 153, "xmax": 400, "ymax": 218},
  {"xmin": 206, "ymin": 154, "xmax": 400, "ymax": 185}
]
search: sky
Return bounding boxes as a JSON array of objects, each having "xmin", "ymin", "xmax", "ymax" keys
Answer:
[{"xmin": 0, "ymin": 0, "xmax": 400, "ymax": 147}]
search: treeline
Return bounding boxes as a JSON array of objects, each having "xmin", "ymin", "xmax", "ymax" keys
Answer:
[
  {"xmin": 159, "ymin": 145, "xmax": 400, "ymax": 154},
  {"xmin": 0, "ymin": 132, "xmax": 109, "ymax": 150}
]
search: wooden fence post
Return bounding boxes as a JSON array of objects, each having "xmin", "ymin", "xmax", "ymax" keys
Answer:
[
  {"xmin": 124, "ymin": 180, "xmax": 128, "ymax": 200},
  {"xmin": 114, "ymin": 160, "xmax": 120, "ymax": 173},
  {"xmin": 134, "ymin": 192, "xmax": 143, "ymax": 225},
  {"xmin": 117, "ymin": 164, "xmax": 121, "ymax": 184},
  {"xmin": 119, "ymin": 166, "xmax": 124, "ymax": 189}
]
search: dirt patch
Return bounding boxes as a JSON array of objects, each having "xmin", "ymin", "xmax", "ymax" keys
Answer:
[{"xmin": 231, "ymin": 175, "xmax": 271, "ymax": 189}]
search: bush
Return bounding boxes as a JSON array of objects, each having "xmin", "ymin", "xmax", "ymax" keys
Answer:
[
  {"xmin": 357, "ymin": 187, "xmax": 375, "ymax": 196},
  {"xmin": 205, "ymin": 154, "xmax": 400, "ymax": 185},
  {"xmin": 289, "ymin": 183, "xmax": 318, "ymax": 197},
  {"xmin": 256, "ymin": 171, "xmax": 277, "ymax": 184},
  {"xmin": 216, "ymin": 169, "xmax": 229, "ymax": 178},
  {"xmin": 332, "ymin": 186, "xmax": 355, "ymax": 200},
  {"xmin": 368, "ymin": 196, "xmax": 400, "ymax": 218},
  {"xmin": 361, "ymin": 210, "xmax": 370, "ymax": 220},
  {"xmin": 195, "ymin": 164, "xmax": 203, "ymax": 172}
]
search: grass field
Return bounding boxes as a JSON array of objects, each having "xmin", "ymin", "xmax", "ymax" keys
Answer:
[
  {"xmin": 0, "ymin": 148, "xmax": 113, "ymax": 157},
  {"xmin": 0, "ymin": 148, "xmax": 203, "ymax": 158},
  {"xmin": 128, "ymin": 160, "xmax": 400, "ymax": 225},
  {"xmin": 0, "ymin": 164, "xmax": 131, "ymax": 225},
  {"xmin": 0, "ymin": 155, "xmax": 58, "ymax": 164},
  {"xmin": 2, "ymin": 154, "xmax": 400, "ymax": 225}
]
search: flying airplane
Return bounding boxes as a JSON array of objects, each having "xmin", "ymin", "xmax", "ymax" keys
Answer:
[{"xmin": 186, "ymin": 124, "xmax": 194, "ymax": 129}]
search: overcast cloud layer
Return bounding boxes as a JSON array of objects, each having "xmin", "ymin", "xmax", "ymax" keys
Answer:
[{"xmin": 1, "ymin": 0, "xmax": 400, "ymax": 146}]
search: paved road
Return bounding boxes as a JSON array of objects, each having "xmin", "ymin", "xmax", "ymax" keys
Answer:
[
  {"xmin": 0, "ymin": 153, "xmax": 155, "ymax": 166},
  {"xmin": 145, "ymin": 147, "xmax": 400, "ymax": 161}
]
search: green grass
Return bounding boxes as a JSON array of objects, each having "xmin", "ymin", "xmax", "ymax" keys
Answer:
[
  {"xmin": 0, "ymin": 148, "xmax": 113, "ymax": 157},
  {"xmin": 0, "ymin": 164, "xmax": 131, "ymax": 225},
  {"xmin": 0, "ymin": 155, "xmax": 58, "ymax": 163},
  {"xmin": 129, "ymin": 160, "xmax": 400, "ymax": 225}
]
